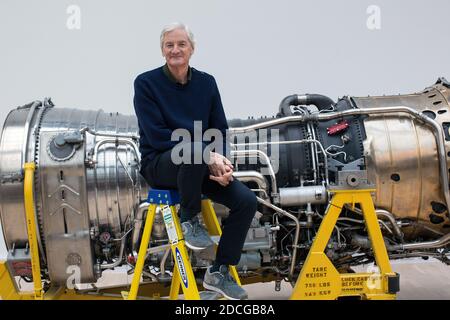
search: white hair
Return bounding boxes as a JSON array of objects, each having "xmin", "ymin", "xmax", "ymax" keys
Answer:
[{"xmin": 160, "ymin": 22, "xmax": 195, "ymax": 50}]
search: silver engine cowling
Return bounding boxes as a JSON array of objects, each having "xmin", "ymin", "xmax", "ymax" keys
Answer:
[{"xmin": 0, "ymin": 102, "xmax": 144, "ymax": 283}]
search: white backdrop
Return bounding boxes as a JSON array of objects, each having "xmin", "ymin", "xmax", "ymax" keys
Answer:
[{"xmin": 1, "ymin": 0, "xmax": 450, "ymax": 258}]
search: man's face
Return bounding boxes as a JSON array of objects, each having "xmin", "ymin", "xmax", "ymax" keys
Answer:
[{"xmin": 162, "ymin": 29, "xmax": 193, "ymax": 68}]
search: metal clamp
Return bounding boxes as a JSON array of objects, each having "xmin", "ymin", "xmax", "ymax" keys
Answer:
[{"xmin": 332, "ymin": 170, "xmax": 375, "ymax": 190}]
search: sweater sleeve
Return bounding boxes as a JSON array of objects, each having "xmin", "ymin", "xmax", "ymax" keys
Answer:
[
  {"xmin": 133, "ymin": 76, "xmax": 177, "ymax": 152},
  {"xmin": 209, "ymin": 77, "xmax": 230, "ymax": 157}
]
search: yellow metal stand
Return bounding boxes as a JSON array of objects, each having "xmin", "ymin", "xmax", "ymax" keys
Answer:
[
  {"xmin": 125, "ymin": 190, "xmax": 241, "ymax": 300},
  {"xmin": 0, "ymin": 163, "xmax": 43, "ymax": 300},
  {"xmin": 0, "ymin": 261, "xmax": 35, "ymax": 300},
  {"xmin": 290, "ymin": 189, "xmax": 399, "ymax": 300},
  {"xmin": 23, "ymin": 163, "xmax": 43, "ymax": 300}
]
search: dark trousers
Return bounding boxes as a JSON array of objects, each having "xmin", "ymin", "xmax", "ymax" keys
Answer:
[{"xmin": 140, "ymin": 144, "xmax": 257, "ymax": 266}]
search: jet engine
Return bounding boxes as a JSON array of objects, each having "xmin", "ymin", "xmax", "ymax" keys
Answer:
[{"xmin": 1, "ymin": 78, "xmax": 450, "ymax": 291}]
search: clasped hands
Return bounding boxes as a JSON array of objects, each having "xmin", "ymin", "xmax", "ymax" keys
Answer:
[{"xmin": 208, "ymin": 151, "xmax": 234, "ymax": 187}]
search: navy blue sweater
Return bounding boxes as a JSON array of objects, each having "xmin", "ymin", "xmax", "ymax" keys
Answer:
[{"xmin": 133, "ymin": 66, "xmax": 229, "ymax": 165}]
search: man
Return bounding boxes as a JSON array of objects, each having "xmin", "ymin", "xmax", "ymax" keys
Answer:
[{"xmin": 134, "ymin": 22, "xmax": 256, "ymax": 300}]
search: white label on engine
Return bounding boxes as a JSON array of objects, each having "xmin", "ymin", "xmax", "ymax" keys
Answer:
[{"xmin": 162, "ymin": 205, "xmax": 178, "ymax": 245}]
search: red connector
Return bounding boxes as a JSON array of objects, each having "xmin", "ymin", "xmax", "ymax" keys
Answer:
[{"xmin": 327, "ymin": 120, "xmax": 349, "ymax": 136}]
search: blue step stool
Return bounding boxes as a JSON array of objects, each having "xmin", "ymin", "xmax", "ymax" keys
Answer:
[
  {"xmin": 148, "ymin": 189, "xmax": 180, "ymax": 206},
  {"xmin": 147, "ymin": 189, "xmax": 208, "ymax": 206}
]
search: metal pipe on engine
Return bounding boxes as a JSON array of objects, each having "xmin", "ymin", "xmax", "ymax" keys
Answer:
[
  {"xmin": 229, "ymin": 106, "xmax": 450, "ymax": 213},
  {"xmin": 391, "ymin": 233, "xmax": 450, "ymax": 251},
  {"xmin": 232, "ymin": 139, "xmax": 329, "ymax": 186},
  {"xmin": 100, "ymin": 231, "xmax": 127, "ymax": 269},
  {"xmin": 159, "ymin": 248, "xmax": 171, "ymax": 276},
  {"xmin": 92, "ymin": 138, "xmax": 141, "ymax": 165},
  {"xmin": 317, "ymin": 107, "xmax": 450, "ymax": 213},
  {"xmin": 256, "ymin": 196, "xmax": 300, "ymax": 283},
  {"xmin": 79, "ymin": 127, "xmax": 140, "ymax": 140},
  {"xmin": 353, "ymin": 232, "xmax": 450, "ymax": 252},
  {"xmin": 279, "ymin": 185, "xmax": 328, "ymax": 206},
  {"xmin": 344, "ymin": 205, "xmax": 403, "ymax": 240},
  {"xmin": 306, "ymin": 123, "xmax": 318, "ymax": 182},
  {"xmin": 231, "ymin": 149, "xmax": 278, "ymax": 196},
  {"xmin": 132, "ymin": 202, "xmax": 149, "ymax": 252},
  {"xmin": 278, "ymin": 94, "xmax": 335, "ymax": 117},
  {"xmin": 21, "ymin": 101, "xmax": 41, "ymax": 165},
  {"xmin": 232, "ymin": 171, "xmax": 269, "ymax": 199}
]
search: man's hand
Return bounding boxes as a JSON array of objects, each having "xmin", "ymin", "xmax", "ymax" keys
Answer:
[
  {"xmin": 208, "ymin": 152, "xmax": 234, "ymax": 186},
  {"xmin": 209, "ymin": 169, "xmax": 233, "ymax": 187}
]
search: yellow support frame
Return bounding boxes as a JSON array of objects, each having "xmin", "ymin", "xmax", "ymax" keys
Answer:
[
  {"xmin": 1, "ymin": 163, "xmax": 43, "ymax": 300},
  {"xmin": 0, "ymin": 261, "xmax": 34, "ymax": 300},
  {"xmin": 290, "ymin": 189, "xmax": 398, "ymax": 300},
  {"xmin": 23, "ymin": 163, "xmax": 43, "ymax": 300},
  {"xmin": 125, "ymin": 203, "xmax": 157, "ymax": 300},
  {"xmin": 126, "ymin": 198, "xmax": 241, "ymax": 300},
  {"xmin": 166, "ymin": 203, "xmax": 201, "ymax": 300}
]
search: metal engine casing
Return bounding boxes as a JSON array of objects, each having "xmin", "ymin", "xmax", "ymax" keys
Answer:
[
  {"xmin": 357, "ymin": 87, "xmax": 450, "ymax": 238},
  {"xmin": 0, "ymin": 105, "xmax": 144, "ymax": 283},
  {"xmin": 1, "ymin": 78, "xmax": 450, "ymax": 285}
]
